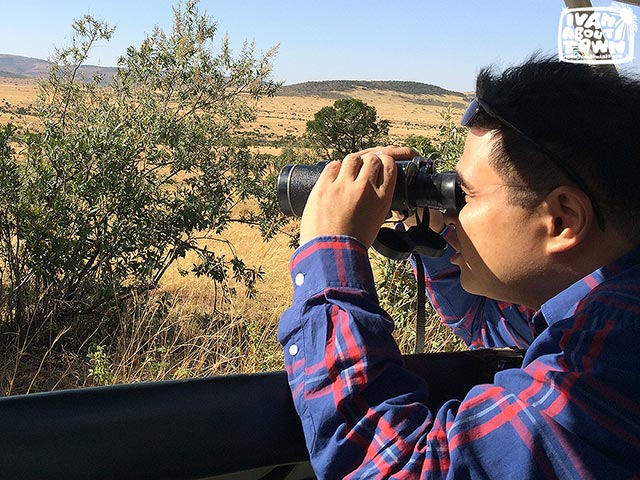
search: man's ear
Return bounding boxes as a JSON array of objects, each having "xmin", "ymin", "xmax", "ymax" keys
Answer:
[{"xmin": 542, "ymin": 186, "xmax": 593, "ymax": 253}]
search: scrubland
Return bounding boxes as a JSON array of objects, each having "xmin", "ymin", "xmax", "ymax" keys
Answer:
[{"xmin": 0, "ymin": 77, "xmax": 465, "ymax": 394}]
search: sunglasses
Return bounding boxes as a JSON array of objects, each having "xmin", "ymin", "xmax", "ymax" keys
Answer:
[{"xmin": 461, "ymin": 98, "xmax": 605, "ymax": 230}]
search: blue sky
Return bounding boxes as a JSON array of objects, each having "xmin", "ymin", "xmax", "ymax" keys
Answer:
[{"xmin": 2, "ymin": 0, "xmax": 639, "ymax": 91}]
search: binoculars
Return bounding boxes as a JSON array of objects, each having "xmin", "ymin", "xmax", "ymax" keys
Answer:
[{"xmin": 277, "ymin": 156, "xmax": 465, "ymax": 218}]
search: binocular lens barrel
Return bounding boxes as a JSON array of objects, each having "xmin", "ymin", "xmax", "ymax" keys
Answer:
[{"xmin": 277, "ymin": 159, "xmax": 464, "ymax": 217}]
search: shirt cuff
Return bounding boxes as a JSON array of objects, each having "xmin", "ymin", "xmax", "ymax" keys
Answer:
[{"xmin": 289, "ymin": 236, "xmax": 378, "ymax": 303}]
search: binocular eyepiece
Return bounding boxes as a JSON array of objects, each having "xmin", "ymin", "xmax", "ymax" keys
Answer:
[{"xmin": 277, "ymin": 156, "xmax": 465, "ymax": 217}]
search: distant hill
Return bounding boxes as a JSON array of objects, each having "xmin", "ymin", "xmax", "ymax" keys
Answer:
[
  {"xmin": 279, "ymin": 80, "xmax": 469, "ymax": 108},
  {"xmin": 0, "ymin": 54, "xmax": 116, "ymax": 83},
  {"xmin": 0, "ymin": 70, "xmax": 27, "ymax": 79},
  {"xmin": 280, "ymin": 80, "xmax": 464, "ymax": 98}
]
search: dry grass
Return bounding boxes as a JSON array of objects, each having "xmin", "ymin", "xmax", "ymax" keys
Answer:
[
  {"xmin": 1, "ymin": 286, "xmax": 286, "ymax": 394},
  {"xmin": 162, "ymin": 224, "xmax": 295, "ymax": 321},
  {"xmin": 247, "ymin": 87, "xmax": 464, "ymax": 147},
  {"xmin": 0, "ymin": 78, "xmax": 39, "ymax": 126}
]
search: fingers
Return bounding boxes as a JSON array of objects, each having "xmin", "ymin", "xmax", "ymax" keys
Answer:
[
  {"xmin": 337, "ymin": 144, "xmax": 414, "ymax": 184},
  {"xmin": 352, "ymin": 145, "xmax": 417, "ymax": 160},
  {"xmin": 357, "ymin": 152, "xmax": 395, "ymax": 191},
  {"xmin": 300, "ymin": 151, "xmax": 398, "ymax": 248},
  {"xmin": 316, "ymin": 160, "xmax": 341, "ymax": 186},
  {"xmin": 339, "ymin": 154, "xmax": 364, "ymax": 180},
  {"xmin": 379, "ymin": 153, "xmax": 397, "ymax": 196},
  {"xmin": 359, "ymin": 153, "xmax": 383, "ymax": 187},
  {"xmin": 318, "ymin": 151, "xmax": 396, "ymax": 203},
  {"xmin": 378, "ymin": 146, "xmax": 416, "ymax": 160},
  {"xmin": 338, "ymin": 151, "xmax": 395, "ymax": 192}
]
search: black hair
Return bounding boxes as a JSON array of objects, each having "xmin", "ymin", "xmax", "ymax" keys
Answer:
[{"xmin": 469, "ymin": 54, "xmax": 640, "ymax": 237}]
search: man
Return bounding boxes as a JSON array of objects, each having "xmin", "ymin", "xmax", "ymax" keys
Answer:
[{"xmin": 278, "ymin": 56, "xmax": 640, "ymax": 478}]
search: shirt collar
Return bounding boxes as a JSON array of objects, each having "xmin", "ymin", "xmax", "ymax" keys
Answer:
[{"xmin": 537, "ymin": 245, "xmax": 640, "ymax": 328}]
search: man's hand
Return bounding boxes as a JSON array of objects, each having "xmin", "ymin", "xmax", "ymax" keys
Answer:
[
  {"xmin": 299, "ymin": 151, "xmax": 397, "ymax": 248},
  {"xmin": 357, "ymin": 147, "xmax": 448, "ymax": 234}
]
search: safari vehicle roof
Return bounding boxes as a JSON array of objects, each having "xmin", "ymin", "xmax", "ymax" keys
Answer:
[{"xmin": 0, "ymin": 349, "xmax": 524, "ymax": 480}]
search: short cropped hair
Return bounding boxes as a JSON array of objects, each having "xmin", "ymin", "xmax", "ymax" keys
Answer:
[{"xmin": 468, "ymin": 55, "xmax": 640, "ymax": 238}]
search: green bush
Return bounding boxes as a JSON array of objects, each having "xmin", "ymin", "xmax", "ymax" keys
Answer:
[
  {"xmin": 404, "ymin": 134, "xmax": 438, "ymax": 157},
  {"xmin": 305, "ymin": 98, "xmax": 390, "ymax": 161},
  {"xmin": 0, "ymin": 1, "xmax": 283, "ymax": 337}
]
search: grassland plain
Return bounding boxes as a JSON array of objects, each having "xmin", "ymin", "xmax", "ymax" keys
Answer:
[{"xmin": 0, "ymin": 77, "xmax": 465, "ymax": 393}]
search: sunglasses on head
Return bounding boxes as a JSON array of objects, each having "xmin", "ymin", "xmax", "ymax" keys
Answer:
[{"xmin": 461, "ymin": 98, "xmax": 605, "ymax": 230}]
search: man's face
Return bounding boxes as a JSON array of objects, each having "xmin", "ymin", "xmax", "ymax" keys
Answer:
[{"xmin": 445, "ymin": 128, "xmax": 549, "ymax": 307}]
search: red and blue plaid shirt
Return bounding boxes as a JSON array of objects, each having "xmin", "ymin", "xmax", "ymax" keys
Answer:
[{"xmin": 278, "ymin": 236, "xmax": 640, "ymax": 479}]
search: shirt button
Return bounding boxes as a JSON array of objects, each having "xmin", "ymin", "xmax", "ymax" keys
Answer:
[
  {"xmin": 295, "ymin": 273, "xmax": 305, "ymax": 286},
  {"xmin": 289, "ymin": 344, "xmax": 299, "ymax": 356}
]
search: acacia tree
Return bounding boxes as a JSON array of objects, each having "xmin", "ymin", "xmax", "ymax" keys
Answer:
[
  {"xmin": 0, "ymin": 0, "xmax": 283, "ymax": 332},
  {"xmin": 305, "ymin": 98, "xmax": 389, "ymax": 161}
]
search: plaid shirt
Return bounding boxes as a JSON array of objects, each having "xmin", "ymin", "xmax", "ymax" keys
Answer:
[{"xmin": 278, "ymin": 236, "xmax": 640, "ymax": 479}]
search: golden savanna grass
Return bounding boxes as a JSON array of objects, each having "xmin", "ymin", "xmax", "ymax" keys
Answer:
[
  {"xmin": 246, "ymin": 87, "xmax": 464, "ymax": 143},
  {"xmin": 0, "ymin": 78, "xmax": 39, "ymax": 126},
  {"xmin": 0, "ymin": 77, "xmax": 465, "ymax": 394}
]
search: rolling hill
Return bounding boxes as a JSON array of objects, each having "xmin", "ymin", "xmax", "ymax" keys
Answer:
[
  {"xmin": 0, "ymin": 54, "xmax": 116, "ymax": 83},
  {"xmin": 280, "ymin": 80, "xmax": 464, "ymax": 98}
]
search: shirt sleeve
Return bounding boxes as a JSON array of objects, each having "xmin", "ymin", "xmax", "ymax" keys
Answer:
[
  {"xmin": 415, "ymin": 226, "xmax": 535, "ymax": 349},
  {"xmin": 278, "ymin": 236, "xmax": 640, "ymax": 479}
]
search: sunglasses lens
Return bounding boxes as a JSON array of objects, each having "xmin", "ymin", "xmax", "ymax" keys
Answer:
[{"xmin": 460, "ymin": 98, "xmax": 480, "ymax": 127}]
